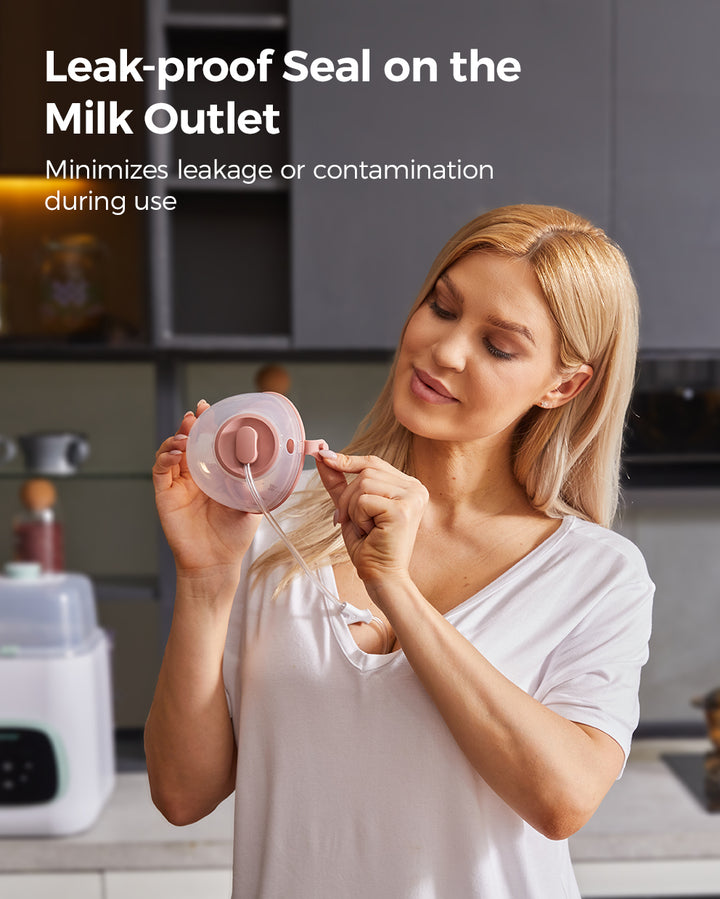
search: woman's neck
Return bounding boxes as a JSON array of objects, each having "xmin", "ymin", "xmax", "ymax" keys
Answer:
[{"xmin": 409, "ymin": 433, "xmax": 534, "ymax": 522}]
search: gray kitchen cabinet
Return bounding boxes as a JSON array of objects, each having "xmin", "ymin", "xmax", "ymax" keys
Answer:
[
  {"xmin": 289, "ymin": 0, "xmax": 614, "ymax": 349},
  {"xmin": 146, "ymin": 0, "xmax": 615, "ymax": 351},
  {"xmin": 614, "ymin": 0, "xmax": 720, "ymax": 352},
  {"xmin": 144, "ymin": 0, "xmax": 720, "ymax": 353}
]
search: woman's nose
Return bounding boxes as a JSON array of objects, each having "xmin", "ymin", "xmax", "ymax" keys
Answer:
[{"xmin": 431, "ymin": 326, "xmax": 470, "ymax": 372}]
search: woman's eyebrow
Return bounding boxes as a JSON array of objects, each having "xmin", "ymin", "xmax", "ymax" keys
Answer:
[
  {"xmin": 438, "ymin": 272, "xmax": 463, "ymax": 303},
  {"xmin": 486, "ymin": 314, "xmax": 536, "ymax": 346},
  {"xmin": 439, "ymin": 272, "xmax": 536, "ymax": 346}
]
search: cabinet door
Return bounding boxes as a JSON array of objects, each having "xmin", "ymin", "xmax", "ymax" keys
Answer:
[
  {"xmin": 0, "ymin": 873, "xmax": 102, "ymax": 899},
  {"xmin": 290, "ymin": 0, "xmax": 613, "ymax": 349},
  {"xmin": 614, "ymin": 1, "xmax": 720, "ymax": 351},
  {"xmin": 104, "ymin": 869, "xmax": 233, "ymax": 899}
]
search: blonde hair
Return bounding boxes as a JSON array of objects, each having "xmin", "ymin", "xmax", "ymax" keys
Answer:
[{"xmin": 253, "ymin": 204, "xmax": 639, "ymax": 588}]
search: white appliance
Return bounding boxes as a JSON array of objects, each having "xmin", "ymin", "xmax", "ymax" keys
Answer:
[{"xmin": 0, "ymin": 566, "xmax": 115, "ymax": 835}]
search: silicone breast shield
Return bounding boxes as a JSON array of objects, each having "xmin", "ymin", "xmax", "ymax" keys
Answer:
[{"xmin": 185, "ymin": 393, "xmax": 327, "ymax": 512}]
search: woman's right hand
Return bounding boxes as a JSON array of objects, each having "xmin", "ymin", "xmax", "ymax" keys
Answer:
[{"xmin": 152, "ymin": 400, "xmax": 262, "ymax": 576}]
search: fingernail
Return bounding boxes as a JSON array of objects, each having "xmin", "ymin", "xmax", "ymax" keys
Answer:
[
  {"xmin": 184, "ymin": 410, "xmax": 194, "ymax": 418},
  {"xmin": 170, "ymin": 449, "xmax": 183, "ymax": 456},
  {"xmin": 332, "ymin": 509, "xmax": 340, "ymax": 526},
  {"xmin": 319, "ymin": 449, "xmax": 338, "ymax": 460},
  {"xmin": 175, "ymin": 433, "xmax": 188, "ymax": 440}
]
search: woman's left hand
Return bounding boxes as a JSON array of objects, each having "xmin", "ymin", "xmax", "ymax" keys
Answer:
[{"xmin": 316, "ymin": 452, "xmax": 428, "ymax": 586}]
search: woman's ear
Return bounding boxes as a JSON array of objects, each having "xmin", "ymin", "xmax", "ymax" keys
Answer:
[{"xmin": 537, "ymin": 365, "xmax": 593, "ymax": 409}]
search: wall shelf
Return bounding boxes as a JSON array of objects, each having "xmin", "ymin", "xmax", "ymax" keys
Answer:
[
  {"xmin": 166, "ymin": 13, "xmax": 287, "ymax": 30},
  {"xmin": 0, "ymin": 338, "xmax": 393, "ymax": 362},
  {"xmin": 0, "ymin": 472, "xmax": 152, "ymax": 481}
]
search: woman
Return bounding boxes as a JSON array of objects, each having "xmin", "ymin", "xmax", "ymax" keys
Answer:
[{"xmin": 146, "ymin": 204, "xmax": 653, "ymax": 898}]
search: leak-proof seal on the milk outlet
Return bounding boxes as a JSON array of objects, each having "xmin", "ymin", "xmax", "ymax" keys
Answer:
[{"xmin": 186, "ymin": 392, "xmax": 328, "ymax": 512}]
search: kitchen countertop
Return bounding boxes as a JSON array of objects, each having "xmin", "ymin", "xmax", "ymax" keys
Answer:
[
  {"xmin": 0, "ymin": 773, "xmax": 234, "ymax": 874},
  {"xmin": 571, "ymin": 738, "xmax": 719, "ymax": 862},
  {"xmin": 2, "ymin": 739, "xmax": 719, "ymax": 877}
]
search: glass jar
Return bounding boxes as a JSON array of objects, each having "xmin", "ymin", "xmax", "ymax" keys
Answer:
[
  {"xmin": 12, "ymin": 479, "xmax": 65, "ymax": 573},
  {"xmin": 40, "ymin": 234, "xmax": 107, "ymax": 336}
]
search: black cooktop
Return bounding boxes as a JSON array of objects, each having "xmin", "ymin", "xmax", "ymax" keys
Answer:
[{"xmin": 663, "ymin": 753, "xmax": 719, "ymax": 813}]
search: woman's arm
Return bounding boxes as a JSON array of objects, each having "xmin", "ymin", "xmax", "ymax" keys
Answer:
[
  {"xmin": 317, "ymin": 451, "xmax": 625, "ymax": 841},
  {"xmin": 370, "ymin": 573, "xmax": 624, "ymax": 840},
  {"xmin": 144, "ymin": 568, "xmax": 240, "ymax": 825},
  {"xmin": 144, "ymin": 402, "xmax": 261, "ymax": 825}
]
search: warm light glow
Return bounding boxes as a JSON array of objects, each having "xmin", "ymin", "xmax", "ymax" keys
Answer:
[{"xmin": 0, "ymin": 177, "xmax": 92, "ymax": 195}]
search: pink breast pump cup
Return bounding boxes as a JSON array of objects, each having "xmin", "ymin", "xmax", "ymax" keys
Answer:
[
  {"xmin": 185, "ymin": 393, "xmax": 328, "ymax": 512},
  {"xmin": 185, "ymin": 392, "xmax": 375, "ymax": 627}
]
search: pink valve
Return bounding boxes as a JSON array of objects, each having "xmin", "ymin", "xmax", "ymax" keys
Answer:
[
  {"xmin": 235, "ymin": 426, "xmax": 259, "ymax": 465},
  {"xmin": 214, "ymin": 415, "xmax": 279, "ymax": 478}
]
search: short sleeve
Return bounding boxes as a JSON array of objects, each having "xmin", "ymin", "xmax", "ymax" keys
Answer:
[
  {"xmin": 221, "ymin": 527, "xmax": 265, "ymax": 726},
  {"xmin": 535, "ymin": 575, "xmax": 654, "ymax": 767}
]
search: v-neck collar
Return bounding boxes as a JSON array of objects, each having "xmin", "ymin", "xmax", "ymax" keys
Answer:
[{"xmin": 318, "ymin": 516, "xmax": 575, "ymax": 672}]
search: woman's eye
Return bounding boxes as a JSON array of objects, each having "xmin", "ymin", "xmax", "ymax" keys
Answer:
[
  {"xmin": 484, "ymin": 338, "xmax": 515, "ymax": 361},
  {"xmin": 428, "ymin": 298, "xmax": 455, "ymax": 320}
]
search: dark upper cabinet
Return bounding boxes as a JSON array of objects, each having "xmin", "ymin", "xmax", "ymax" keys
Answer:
[
  {"xmin": 289, "ymin": 0, "xmax": 614, "ymax": 350},
  {"xmin": 614, "ymin": 0, "xmax": 720, "ymax": 352},
  {"xmin": 0, "ymin": 1, "xmax": 147, "ymax": 343},
  {"xmin": 0, "ymin": 1, "xmax": 145, "ymax": 174}
]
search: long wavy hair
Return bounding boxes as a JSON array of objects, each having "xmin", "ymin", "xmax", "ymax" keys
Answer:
[{"xmin": 252, "ymin": 204, "xmax": 639, "ymax": 589}]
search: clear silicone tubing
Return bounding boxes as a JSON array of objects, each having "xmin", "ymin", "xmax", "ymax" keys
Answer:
[{"xmin": 243, "ymin": 463, "xmax": 373, "ymax": 625}]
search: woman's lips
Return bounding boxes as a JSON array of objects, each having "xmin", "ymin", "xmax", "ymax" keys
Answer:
[{"xmin": 410, "ymin": 368, "xmax": 458, "ymax": 404}]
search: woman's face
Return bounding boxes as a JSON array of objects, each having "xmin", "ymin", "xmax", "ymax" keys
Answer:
[{"xmin": 393, "ymin": 251, "xmax": 581, "ymax": 446}]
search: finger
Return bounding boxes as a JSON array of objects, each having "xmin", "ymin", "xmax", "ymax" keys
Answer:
[
  {"xmin": 318, "ymin": 451, "xmax": 403, "ymax": 523},
  {"xmin": 175, "ymin": 400, "xmax": 210, "ymax": 438},
  {"xmin": 343, "ymin": 492, "xmax": 400, "ymax": 543},
  {"xmin": 316, "ymin": 452, "xmax": 349, "ymax": 509},
  {"xmin": 317, "ymin": 452, "xmax": 393, "ymax": 476},
  {"xmin": 341, "ymin": 474, "xmax": 393, "ymax": 520},
  {"xmin": 345, "ymin": 492, "xmax": 381, "ymax": 536},
  {"xmin": 155, "ymin": 432, "xmax": 188, "ymax": 460},
  {"xmin": 176, "ymin": 410, "xmax": 197, "ymax": 437},
  {"xmin": 152, "ymin": 449, "xmax": 184, "ymax": 491},
  {"xmin": 343, "ymin": 465, "xmax": 417, "ymax": 520}
]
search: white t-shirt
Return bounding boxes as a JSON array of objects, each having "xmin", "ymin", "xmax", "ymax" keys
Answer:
[{"xmin": 223, "ymin": 513, "xmax": 653, "ymax": 899}]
